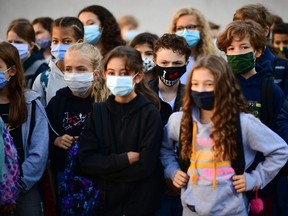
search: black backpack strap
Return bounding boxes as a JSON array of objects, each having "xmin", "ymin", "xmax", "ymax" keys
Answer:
[
  {"xmin": 28, "ymin": 100, "xmax": 36, "ymax": 146},
  {"xmin": 231, "ymin": 113, "xmax": 245, "ymax": 175},
  {"xmin": 261, "ymin": 76, "xmax": 274, "ymax": 128}
]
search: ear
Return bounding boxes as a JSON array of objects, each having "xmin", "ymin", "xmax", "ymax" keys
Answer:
[
  {"xmin": 78, "ymin": 39, "xmax": 83, "ymax": 43},
  {"xmin": 134, "ymin": 71, "xmax": 144, "ymax": 84},
  {"xmin": 264, "ymin": 26, "xmax": 270, "ymax": 38},
  {"xmin": 255, "ymin": 49, "xmax": 262, "ymax": 58},
  {"xmin": 28, "ymin": 42, "xmax": 35, "ymax": 52},
  {"xmin": 8, "ymin": 65, "xmax": 17, "ymax": 77}
]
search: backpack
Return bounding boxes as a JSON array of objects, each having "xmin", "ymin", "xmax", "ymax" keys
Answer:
[
  {"xmin": 0, "ymin": 117, "xmax": 20, "ymax": 212},
  {"xmin": 40, "ymin": 69, "xmax": 50, "ymax": 105},
  {"xmin": 260, "ymin": 75, "xmax": 274, "ymax": 129},
  {"xmin": 25, "ymin": 59, "xmax": 47, "ymax": 89},
  {"xmin": 60, "ymin": 142, "xmax": 101, "ymax": 215}
]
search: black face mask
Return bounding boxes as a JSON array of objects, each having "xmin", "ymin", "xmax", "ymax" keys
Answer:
[
  {"xmin": 191, "ymin": 91, "xmax": 214, "ymax": 110},
  {"xmin": 155, "ymin": 65, "xmax": 186, "ymax": 87}
]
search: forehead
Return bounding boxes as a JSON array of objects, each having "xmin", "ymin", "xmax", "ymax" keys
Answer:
[
  {"xmin": 52, "ymin": 26, "xmax": 75, "ymax": 38},
  {"xmin": 64, "ymin": 50, "xmax": 91, "ymax": 65},
  {"xmin": 7, "ymin": 30, "xmax": 25, "ymax": 42},
  {"xmin": 273, "ymin": 33, "xmax": 288, "ymax": 40},
  {"xmin": 155, "ymin": 48, "xmax": 185, "ymax": 61},
  {"xmin": 192, "ymin": 68, "xmax": 214, "ymax": 81},
  {"xmin": 176, "ymin": 14, "xmax": 198, "ymax": 26},
  {"xmin": 230, "ymin": 35, "xmax": 251, "ymax": 44},
  {"xmin": 78, "ymin": 12, "xmax": 100, "ymax": 25}
]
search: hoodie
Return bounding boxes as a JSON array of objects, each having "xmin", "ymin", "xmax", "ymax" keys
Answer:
[
  {"xmin": 161, "ymin": 109, "xmax": 288, "ymax": 215},
  {"xmin": 46, "ymin": 87, "xmax": 93, "ymax": 171},
  {"xmin": 78, "ymin": 94, "xmax": 163, "ymax": 216}
]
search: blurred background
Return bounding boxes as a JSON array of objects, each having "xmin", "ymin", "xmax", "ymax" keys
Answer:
[{"xmin": 0, "ymin": 0, "xmax": 287, "ymax": 40}]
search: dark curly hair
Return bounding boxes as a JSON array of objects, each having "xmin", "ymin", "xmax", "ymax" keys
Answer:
[
  {"xmin": 180, "ymin": 55, "xmax": 249, "ymax": 161},
  {"xmin": 153, "ymin": 33, "xmax": 191, "ymax": 62},
  {"xmin": 78, "ymin": 5, "xmax": 126, "ymax": 57}
]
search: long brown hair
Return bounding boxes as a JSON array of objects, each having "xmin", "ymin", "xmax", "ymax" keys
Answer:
[
  {"xmin": 180, "ymin": 55, "xmax": 249, "ymax": 161},
  {"xmin": 103, "ymin": 46, "xmax": 160, "ymax": 109},
  {"xmin": 0, "ymin": 42, "xmax": 27, "ymax": 127}
]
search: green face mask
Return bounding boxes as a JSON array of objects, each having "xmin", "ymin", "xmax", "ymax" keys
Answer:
[{"xmin": 226, "ymin": 52, "xmax": 255, "ymax": 75}]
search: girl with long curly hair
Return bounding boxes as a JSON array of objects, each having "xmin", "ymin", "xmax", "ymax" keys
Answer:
[{"xmin": 160, "ymin": 54, "xmax": 288, "ymax": 215}]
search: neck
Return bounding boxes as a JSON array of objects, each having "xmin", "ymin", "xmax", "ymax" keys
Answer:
[
  {"xmin": 115, "ymin": 91, "xmax": 137, "ymax": 104},
  {"xmin": 200, "ymin": 109, "xmax": 213, "ymax": 124},
  {"xmin": 0, "ymin": 88, "xmax": 10, "ymax": 104},
  {"xmin": 241, "ymin": 68, "xmax": 257, "ymax": 79}
]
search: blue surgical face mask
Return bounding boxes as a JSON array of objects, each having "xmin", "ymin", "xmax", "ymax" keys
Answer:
[
  {"xmin": 11, "ymin": 43, "xmax": 29, "ymax": 60},
  {"xmin": 106, "ymin": 73, "xmax": 138, "ymax": 96},
  {"xmin": 176, "ymin": 30, "xmax": 201, "ymax": 48},
  {"xmin": 50, "ymin": 44, "xmax": 70, "ymax": 62},
  {"xmin": 36, "ymin": 38, "xmax": 51, "ymax": 49},
  {"xmin": 0, "ymin": 68, "xmax": 11, "ymax": 89},
  {"xmin": 84, "ymin": 25, "xmax": 102, "ymax": 45}
]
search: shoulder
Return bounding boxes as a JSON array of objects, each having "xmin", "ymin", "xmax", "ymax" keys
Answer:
[{"xmin": 24, "ymin": 90, "xmax": 41, "ymax": 103}]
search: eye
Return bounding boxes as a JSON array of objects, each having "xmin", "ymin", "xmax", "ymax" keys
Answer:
[
  {"xmin": 227, "ymin": 47, "xmax": 234, "ymax": 51},
  {"xmin": 63, "ymin": 39, "xmax": 72, "ymax": 44},
  {"xmin": 175, "ymin": 26, "xmax": 184, "ymax": 32},
  {"xmin": 106, "ymin": 71, "xmax": 114, "ymax": 76},
  {"xmin": 52, "ymin": 39, "xmax": 58, "ymax": 44},
  {"xmin": 186, "ymin": 25, "xmax": 199, "ymax": 31}
]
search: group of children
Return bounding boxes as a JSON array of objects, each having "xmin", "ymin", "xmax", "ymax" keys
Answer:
[{"xmin": 0, "ymin": 3, "xmax": 288, "ymax": 216}]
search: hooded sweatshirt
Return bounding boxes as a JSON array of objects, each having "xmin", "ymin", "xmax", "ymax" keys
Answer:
[
  {"xmin": 46, "ymin": 86, "xmax": 93, "ymax": 171},
  {"xmin": 161, "ymin": 109, "xmax": 288, "ymax": 215},
  {"xmin": 78, "ymin": 94, "xmax": 163, "ymax": 216}
]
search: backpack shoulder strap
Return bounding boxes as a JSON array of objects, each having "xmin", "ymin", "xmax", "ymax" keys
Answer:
[
  {"xmin": 231, "ymin": 113, "xmax": 245, "ymax": 175},
  {"xmin": 27, "ymin": 100, "xmax": 36, "ymax": 146},
  {"xmin": 273, "ymin": 57, "xmax": 287, "ymax": 90},
  {"xmin": 261, "ymin": 75, "xmax": 274, "ymax": 128},
  {"xmin": 25, "ymin": 60, "xmax": 47, "ymax": 88}
]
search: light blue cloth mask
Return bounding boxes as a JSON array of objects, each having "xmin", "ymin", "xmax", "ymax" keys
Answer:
[
  {"xmin": 51, "ymin": 44, "xmax": 70, "ymax": 62},
  {"xmin": 84, "ymin": 25, "xmax": 102, "ymax": 45},
  {"xmin": 176, "ymin": 30, "xmax": 201, "ymax": 48}
]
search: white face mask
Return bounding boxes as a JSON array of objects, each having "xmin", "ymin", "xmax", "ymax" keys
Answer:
[
  {"xmin": 64, "ymin": 72, "xmax": 94, "ymax": 96},
  {"xmin": 106, "ymin": 73, "xmax": 138, "ymax": 96}
]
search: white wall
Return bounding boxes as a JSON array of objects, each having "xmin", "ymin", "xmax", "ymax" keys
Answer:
[{"xmin": 0, "ymin": 0, "xmax": 287, "ymax": 40}]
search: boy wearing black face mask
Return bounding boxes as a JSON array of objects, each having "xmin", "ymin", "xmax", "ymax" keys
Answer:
[
  {"xmin": 149, "ymin": 33, "xmax": 191, "ymax": 216},
  {"xmin": 149, "ymin": 33, "xmax": 191, "ymax": 126},
  {"xmin": 218, "ymin": 19, "xmax": 286, "ymax": 216}
]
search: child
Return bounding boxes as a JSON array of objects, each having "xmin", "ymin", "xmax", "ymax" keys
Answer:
[
  {"xmin": 169, "ymin": 7, "xmax": 218, "ymax": 84},
  {"xmin": 130, "ymin": 32, "xmax": 159, "ymax": 82},
  {"xmin": 161, "ymin": 54, "xmax": 288, "ymax": 215},
  {"xmin": 32, "ymin": 16, "xmax": 84, "ymax": 106},
  {"xmin": 77, "ymin": 46, "xmax": 162, "ymax": 216},
  {"xmin": 0, "ymin": 41, "xmax": 49, "ymax": 216},
  {"xmin": 150, "ymin": 33, "xmax": 190, "ymax": 125},
  {"xmin": 45, "ymin": 42, "xmax": 110, "ymax": 214}
]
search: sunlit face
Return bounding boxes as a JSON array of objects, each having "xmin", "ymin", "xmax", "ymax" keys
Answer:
[
  {"xmin": 175, "ymin": 14, "xmax": 201, "ymax": 33},
  {"xmin": 134, "ymin": 43, "xmax": 153, "ymax": 59},
  {"xmin": 78, "ymin": 12, "xmax": 101, "ymax": 27},
  {"xmin": 51, "ymin": 26, "xmax": 79, "ymax": 45},
  {"xmin": 273, "ymin": 33, "xmax": 288, "ymax": 49},
  {"xmin": 33, "ymin": 23, "xmax": 51, "ymax": 40},
  {"xmin": 155, "ymin": 48, "xmax": 186, "ymax": 67},
  {"xmin": 64, "ymin": 50, "xmax": 94, "ymax": 74},
  {"xmin": 191, "ymin": 67, "xmax": 214, "ymax": 92},
  {"xmin": 226, "ymin": 36, "xmax": 255, "ymax": 55}
]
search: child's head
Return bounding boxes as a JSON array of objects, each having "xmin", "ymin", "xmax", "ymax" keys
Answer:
[
  {"xmin": 180, "ymin": 55, "xmax": 247, "ymax": 161},
  {"xmin": 118, "ymin": 15, "xmax": 139, "ymax": 42},
  {"xmin": 217, "ymin": 20, "xmax": 266, "ymax": 54},
  {"xmin": 233, "ymin": 3, "xmax": 273, "ymax": 38},
  {"xmin": 7, "ymin": 19, "xmax": 39, "ymax": 60},
  {"xmin": 272, "ymin": 23, "xmax": 288, "ymax": 51},
  {"xmin": 51, "ymin": 17, "xmax": 84, "ymax": 62},
  {"xmin": 169, "ymin": 7, "xmax": 216, "ymax": 56},
  {"xmin": 153, "ymin": 33, "xmax": 190, "ymax": 86},
  {"xmin": 64, "ymin": 42, "xmax": 109, "ymax": 101},
  {"xmin": 32, "ymin": 17, "xmax": 53, "ymax": 49},
  {"xmin": 130, "ymin": 32, "xmax": 159, "ymax": 73},
  {"xmin": 0, "ymin": 41, "xmax": 26, "ymax": 126}
]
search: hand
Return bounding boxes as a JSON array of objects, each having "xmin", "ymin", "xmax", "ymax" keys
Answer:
[
  {"xmin": 232, "ymin": 174, "xmax": 246, "ymax": 193},
  {"xmin": 173, "ymin": 170, "xmax": 189, "ymax": 188},
  {"xmin": 127, "ymin": 152, "xmax": 140, "ymax": 164},
  {"xmin": 54, "ymin": 134, "xmax": 75, "ymax": 150}
]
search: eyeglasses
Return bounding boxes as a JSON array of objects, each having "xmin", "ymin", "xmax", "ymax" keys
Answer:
[{"xmin": 175, "ymin": 25, "xmax": 201, "ymax": 33}]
